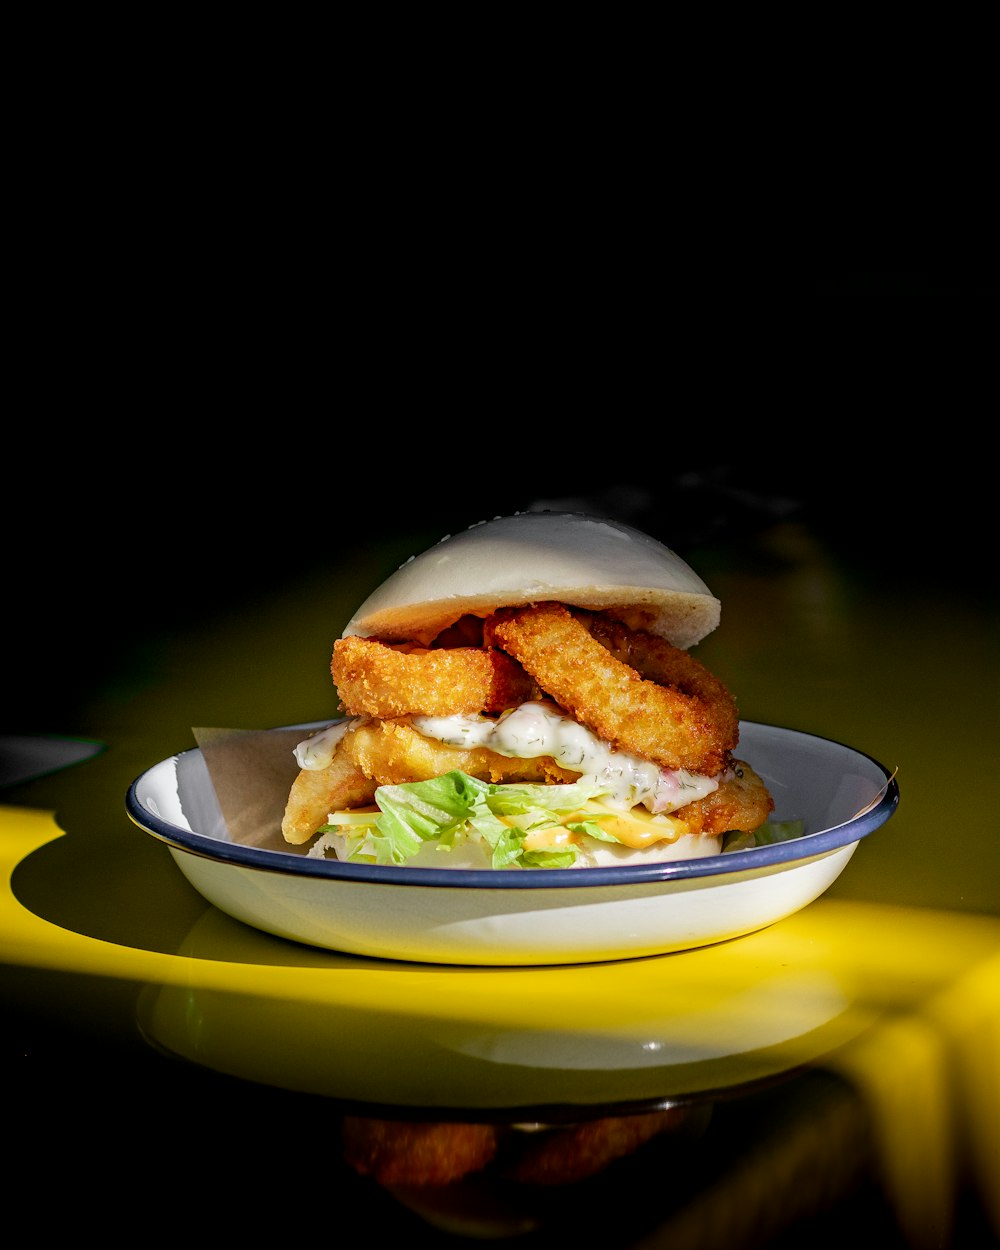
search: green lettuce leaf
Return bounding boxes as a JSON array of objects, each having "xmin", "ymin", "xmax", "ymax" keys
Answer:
[
  {"xmin": 320, "ymin": 771, "xmax": 607, "ymax": 868},
  {"xmin": 722, "ymin": 819, "xmax": 805, "ymax": 853}
]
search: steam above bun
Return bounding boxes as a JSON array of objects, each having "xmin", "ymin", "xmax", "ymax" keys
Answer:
[{"xmin": 342, "ymin": 512, "xmax": 721, "ymax": 650}]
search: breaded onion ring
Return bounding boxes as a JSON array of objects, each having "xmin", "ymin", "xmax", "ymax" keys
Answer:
[
  {"xmin": 672, "ymin": 760, "xmax": 774, "ymax": 835},
  {"xmin": 332, "ymin": 635, "xmax": 534, "ymax": 718},
  {"xmin": 587, "ymin": 612, "xmax": 740, "ymax": 770},
  {"xmin": 486, "ymin": 603, "xmax": 738, "ymax": 776},
  {"xmin": 280, "ymin": 717, "xmax": 578, "ymax": 845}
]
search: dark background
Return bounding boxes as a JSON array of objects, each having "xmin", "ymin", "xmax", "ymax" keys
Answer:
[
  {"xmin": 4, "ymin": 31, "xmax": 987, "ymax": 738},
  {"xmin": 5, "ymin": 245, "xmax": 980, "ymax": 737}
]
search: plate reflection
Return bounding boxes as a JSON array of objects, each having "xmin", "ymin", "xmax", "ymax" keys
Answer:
[
  {"xmin": 135, "ymin": 905, "xmax": 865, "ymax": 1111},
  {"xmin": 133, "ymin": 905, "xmax": 1000, "ymax": 1246}
]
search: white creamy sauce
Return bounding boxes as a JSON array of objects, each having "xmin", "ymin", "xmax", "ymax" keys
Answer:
[
  {"xmin": 293, "ymin": 718, "xmax": 359, "ymax": 771},
  {"xmin": 412, "ymin": 701, "xmax": 719, "ymax": 813},
  {"xmin": 294, "ymin": 701, "xmax": 721, "ymax": 816}
]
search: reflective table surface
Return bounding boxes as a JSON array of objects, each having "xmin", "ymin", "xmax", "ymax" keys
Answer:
[{"xmin": 3, "ymin": 478, "xmax": 997, "ymax": 1247}]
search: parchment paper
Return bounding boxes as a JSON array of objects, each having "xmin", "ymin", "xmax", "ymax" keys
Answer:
[{"xmin": 190, "ymin": 725, "xmax": 317, "ymax": 853}]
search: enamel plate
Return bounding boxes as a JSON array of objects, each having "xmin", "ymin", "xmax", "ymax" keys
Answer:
[{"xmin": 126, "ymin": 721, "xmax": 898, "ymax": 966}]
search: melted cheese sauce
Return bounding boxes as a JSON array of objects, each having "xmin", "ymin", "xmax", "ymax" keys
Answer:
[{"xmin": 519, "ymin": 799, "xmax": 689, "ymax": 849}]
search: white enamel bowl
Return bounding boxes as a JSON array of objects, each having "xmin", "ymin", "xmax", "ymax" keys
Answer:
[{"xmin": 126, "ymin": 721, "xmax": 898, "ymax": 966}]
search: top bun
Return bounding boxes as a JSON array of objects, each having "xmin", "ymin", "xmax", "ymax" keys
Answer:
[{"xmin": 342, "ymin": 512, "xmax": 721, "ymax": 650}]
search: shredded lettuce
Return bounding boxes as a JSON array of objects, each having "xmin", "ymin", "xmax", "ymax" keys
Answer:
[
  {"xmin": 721, "ymin": 819, "xmax": 805, "ymax": 853},
  {"xmin": 318, "ymin": 770, "xmax": 607, "ymax": 869},
  {"xmin": 317, "ymin": 771, "xmax": 805, "ymax": 868}
]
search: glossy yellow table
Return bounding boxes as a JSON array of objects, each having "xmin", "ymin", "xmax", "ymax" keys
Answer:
[{"xmin": 3, "ymin": 511, "xmax": 997, "ymax": 1247}]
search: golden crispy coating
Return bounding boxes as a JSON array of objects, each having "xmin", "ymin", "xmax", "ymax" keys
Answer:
[
  {"xmin": 346, "ymin": 717, "xmax": 578, "ymax": 788},
  {"xmin": 283, "ymin": 603, "xmax": 771, "ymax": 855},
  {"xmin": 280, "ymin": 723, "xmax": 377, "ymax": 844},
  {"xmin": 486, "ymin": 604, "xmax": 738, "ymax": 777},
  {"xmin": 332, "ymin": 635, "xmax": 533, "ymax": 718},
  {"xmin": 280, "ymin": 717, "xmax": 578, "ymax": 845},
  {"xmin": 673, "ymin": 759, "xmax": 774, "ymax": 835}
]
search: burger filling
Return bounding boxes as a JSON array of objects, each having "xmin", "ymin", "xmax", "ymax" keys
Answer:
[{"xmin": 296, "ymin": 702, "xmax": 750, "ymax": 870}]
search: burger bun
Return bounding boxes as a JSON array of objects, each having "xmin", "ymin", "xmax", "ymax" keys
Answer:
[{"xmin": 342, "ymin": 512, "xmax": 721, "ymax": 650}]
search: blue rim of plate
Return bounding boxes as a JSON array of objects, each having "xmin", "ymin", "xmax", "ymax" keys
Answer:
[{"xmin": 126, "ymin": 721, "xmax": 898, "ymax": 891}]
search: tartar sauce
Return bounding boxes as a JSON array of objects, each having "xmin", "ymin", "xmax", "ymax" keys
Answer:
[
  {"xmin": 412, "ymin": 701, "xmax": 719, "ymax": 814},
  {"xmin": 294, "ymin": 718, "xmax": 359, "ymax": 771}
]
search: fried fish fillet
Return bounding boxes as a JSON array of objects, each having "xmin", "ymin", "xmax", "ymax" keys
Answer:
[{"xmin": 281, "ymin": 717, "xmax": 577, "ymax": 845}]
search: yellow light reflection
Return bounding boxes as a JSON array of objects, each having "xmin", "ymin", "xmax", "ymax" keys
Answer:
[
  {"xmin": 927, "ymin": 953, "xmax": 1000, "ymax": 1239},
  {"xmin": 3, "ymin": 801, "xmax": 998, "ymax": 1245},
  {"xmin": 833, "ymin": 1016, "xmax": 955, "ymax": 1249},
  {"xmin": 830, "ymin": 950, "xmax": 999, "ymax": 1248}
]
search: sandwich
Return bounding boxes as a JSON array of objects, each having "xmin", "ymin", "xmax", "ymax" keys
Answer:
[{"xmin": 281, "ymin": 511, "xmax": 777, "ymax": 869}]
